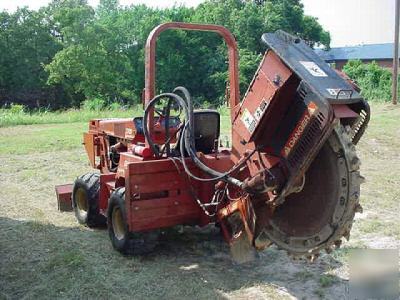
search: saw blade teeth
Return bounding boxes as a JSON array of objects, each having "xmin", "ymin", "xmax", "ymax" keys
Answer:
[
  {"xmin": 306, "ymin": 253, "xmax": 319, "ymax": 263},
  {"xmin": 290, "ymin": 254, "xmax": 301, "ymax": 261},
  {"xmin": 262, "ymin": 125, "xmax": 362, "ymax": 261},
  {"xmin": 351, "ymin": 157, "xmax": 361, "ymax": 168},
  {"xmin": 334, "ymin": 240, "xmax": 342, "ymax": 249}
]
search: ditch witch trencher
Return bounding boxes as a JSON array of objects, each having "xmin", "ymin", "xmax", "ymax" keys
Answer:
[{"xmin": 56, "ymin": 22, "xmax": 369, "ymax": 262}]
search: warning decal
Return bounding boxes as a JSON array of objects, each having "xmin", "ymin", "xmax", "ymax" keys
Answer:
[
  {"xmin": 281, "ymin": 101, "xmax": 318, "ymax": 157},
  {"xmin": 327, "ymin": 88, "xmax": 352, "ymax": 98},
  {"xmin": 299, "ymin": 61, "xmax": 327, "ymax": 77},
  {"xmin": 254, "ymin": 99, "xmax": 269, "ymax": 121},
  {"xmin": 241, "ymin": 109, "xmax": 256, "ymax": 133},
  {"xmin": 125, "ymin": 127, "xmax": 135, "ymax": 138}
]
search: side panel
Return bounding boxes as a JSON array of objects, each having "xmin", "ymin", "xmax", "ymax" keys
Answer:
[
  {"xmin": 83, "ymin": 132, "xmax": 96, "ymax": 168},
  {"xmin": 232, "ymin": 51, "xmax": 295, "ymax": 145},
  {"xmin": 125, "ymin": 159, "xmax": 214, "ymax": 232},
  {"xmin": 129, "ymin": 194, "xmax": 200, "ymax": 232}
]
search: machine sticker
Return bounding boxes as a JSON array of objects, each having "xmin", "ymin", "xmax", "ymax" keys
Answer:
[
  {"xmin": 241, "ymin": 109, "xmax": 256, "ymax": 133},
  {"xmin": 281, "ymin": 102, "xmax": 318, "ymax": 157},
  {"xmin": 327, "ymin": 88, "xmax": 352, "ymax": 98},
  {"xmin": 254, "ymin": 99, "xmax": 269, "ymax": 121},
  {"xmin": 125, "ymin": 127, "xmax": 135, "ymax": 138},
  {"xmin": 299, "ymin": 61, "xmax": 327, "ymax": 77}
]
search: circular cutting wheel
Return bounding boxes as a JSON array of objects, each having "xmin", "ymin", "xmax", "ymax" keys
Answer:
[{"xmin": 264, "ymin": 125, "xmax": 363, "ymax": 257}]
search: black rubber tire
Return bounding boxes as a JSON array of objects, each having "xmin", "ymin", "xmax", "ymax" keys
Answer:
[
  {"xmin": 107, "ymin": 187, "xmax": 159, "ymax": 255},
  {"xmin": 72, "ymin": 173, "xmax": 106, "ymax": 227}
]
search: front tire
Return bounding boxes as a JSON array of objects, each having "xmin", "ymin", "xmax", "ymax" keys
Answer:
[
  {"xmin": 72, "ymin": 173, "xmax": 106, "ymax": 227},
  {"xmin": 107, "ymin": 187, "xmax": 159, "ymax": 255}
]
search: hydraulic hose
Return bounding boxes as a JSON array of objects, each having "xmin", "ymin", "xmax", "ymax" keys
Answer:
[
  {"xmin": 143, "ymin": 88, "xmax": 246, "ymax": 188},
  {"xmin": 173, "ymin": 86, "xmax": 194, "ymax": 148}
]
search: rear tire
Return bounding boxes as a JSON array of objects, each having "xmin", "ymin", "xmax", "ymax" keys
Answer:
[
  {"xmin": 107, "ymin": 187, "xmax": 159, "ymax": 255},
  {"xmin": 72, "ymin": 173, "xmax": 106, "ymax": 227}
]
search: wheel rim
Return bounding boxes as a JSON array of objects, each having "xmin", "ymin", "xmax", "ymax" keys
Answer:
[
  {"xmin": 75, "ymin": 187, "xmax": 88, "ymax": 217},
  {"xmin": 112, "ymin": 206, "xmax": 126, "ymax": 240}
]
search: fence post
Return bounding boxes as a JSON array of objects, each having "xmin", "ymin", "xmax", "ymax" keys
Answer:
[{"xmin": 392, "ymin": 0, "xmax": 399, "ymax": 105}]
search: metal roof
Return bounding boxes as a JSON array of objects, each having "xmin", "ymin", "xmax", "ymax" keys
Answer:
[{"xmin": 315, "ymin": 43, "xmax": 394, "ymax": 61}]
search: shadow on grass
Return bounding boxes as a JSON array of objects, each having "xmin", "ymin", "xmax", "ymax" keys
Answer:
[{"xmin": 0, "ymin": 216, "xmax": 347, "ymax": 299}]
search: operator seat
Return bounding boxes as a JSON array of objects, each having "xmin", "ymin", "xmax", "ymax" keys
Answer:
[{"xmin": 175, "ymin": 109, "xmax": 220, "ymax": 155}]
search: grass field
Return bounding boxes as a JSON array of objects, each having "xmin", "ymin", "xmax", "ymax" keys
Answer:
[
  {"xmin": 0, "ymin": 103, "xmax": 399, "ymax": 299},
  {"xmin": 0, "ymin": 107, "xmax": 142, "ymax": 128}
]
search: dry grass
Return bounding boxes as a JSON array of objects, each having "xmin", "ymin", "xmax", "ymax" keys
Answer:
[{"xmin": 0, "ymin": 103, "xmax": 398, "ymax": 299}]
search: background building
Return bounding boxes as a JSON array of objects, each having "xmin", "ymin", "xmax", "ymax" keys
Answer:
[{"xmin": 315, "ymin": 43, "xmax": 395, "ymax": 70}]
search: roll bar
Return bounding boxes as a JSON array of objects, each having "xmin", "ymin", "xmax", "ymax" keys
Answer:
[{"xmin": 144, "ymin": 22, "xmax": 240, "ymax": 140}]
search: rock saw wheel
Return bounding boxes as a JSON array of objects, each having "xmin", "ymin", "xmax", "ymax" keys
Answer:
[{"xmin": 263, "ymin": 125, "xmax": 363, "ymax": 259}]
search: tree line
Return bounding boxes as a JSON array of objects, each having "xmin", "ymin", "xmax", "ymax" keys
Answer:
[{"xmin": 0, "ymin": 0, "xmax": 330, "ymax": 109}]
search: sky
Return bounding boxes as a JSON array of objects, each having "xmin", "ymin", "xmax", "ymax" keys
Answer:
[{"xmin": 0, "ymin": 0, "xmax": 396, "ymax": 47}]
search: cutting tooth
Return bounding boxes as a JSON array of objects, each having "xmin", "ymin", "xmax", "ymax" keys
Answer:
[
  {"xmin": 307, "ymin": 253, "xmax": 319, "ymax": 263},
  {"xmin": 344, "ymin": 231, "xmax": 351, "ymax": 241},
  {"xmin": 355, "ymin": 204, "xmax": 363, "ymax": 213},
  {"xmin": 351, "ymin": 157, "xmax": 361, "ymax": 168},
  {"xmin": 312, "ymin": 253, "xmax": 319, "ymax": 262},
  {"xmin": 358, "ymin": 175, "xmax": 366, "ymax": 184},
  {"xmin": 334, "ymin": 240, "xmax": 342, "ymax": 249},
  {"xmin": 325, "ymin": 246, "xmax": 333, "ymax": 254},
  {"xmin": 290, "ymin": 254, "xmax": 300, "ymax": 261}
]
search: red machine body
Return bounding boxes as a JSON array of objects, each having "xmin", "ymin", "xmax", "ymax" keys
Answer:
[{"xmin": 57, "ymin": 22, "xmax": 369, "ymax": 260}]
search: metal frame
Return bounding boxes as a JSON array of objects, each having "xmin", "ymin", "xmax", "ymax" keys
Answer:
[{"xmin": 144, "ymin": 22, "xmax": 240, "ymax": 146}]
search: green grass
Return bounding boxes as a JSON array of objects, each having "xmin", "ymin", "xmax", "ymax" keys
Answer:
[
  {"xmin": 318, "ymin": 274, "xmax": 338, "ymax": 288},
  {"xmin": 0, "ymin": 123, "xmax": 87, "ymax": 155},
  {"xmin": 293, "ymin": 270, "xmax": 314, "ymax": 281},
  {"xmin": 0, "ymin": 102, "xmax": 399, "ymax": 299},
  {"xmin": 0, "ymin": 107, "xmax": 143, "ymax": 128},
  {"xmin": 0, "ymin": 105, "xmax": 232, "ymax": 155},
  {"xmin": 0, "ymin": 105, "xmax": 231, "ymax": 128},
  {"xmin": 357, "ymin": 218, "xmax": 400, "ymax": 239}
]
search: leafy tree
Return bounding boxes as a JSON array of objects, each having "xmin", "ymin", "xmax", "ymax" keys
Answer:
[
  {"xmin": 301, "ymin": 15, "xmax": 330, "ymax": 48},
  {"xmin": 0, "ymin": 0, "xmax": 331, "ymax": 109},
  {"xmin": 0, "ymin": 8, "xmax": 64, "ymax": 108},
  {"xmin": 45, "ymin": 0, "xmax": 135, "ymax": 104},
  {"xmin": 343, "ymin": 60, "xmax": 393, "ymax": 102}
]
